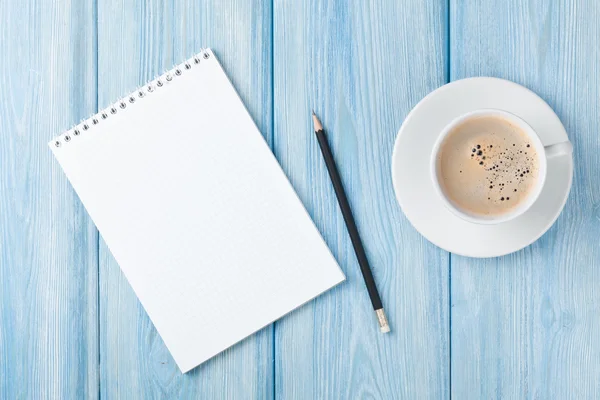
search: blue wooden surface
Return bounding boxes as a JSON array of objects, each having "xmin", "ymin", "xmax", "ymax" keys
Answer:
[
  {"xmin": 273, "ymin": 1, "xmax": 449, "ymax": 399},
  {"xmin": 1, "ymin": 0, "xmax": 599, "ymax": 399},
  {"xmin": 0, "ymin": 0, "xmax": 99, "ymax": 398}
]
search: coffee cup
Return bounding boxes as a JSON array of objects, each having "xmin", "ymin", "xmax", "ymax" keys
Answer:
[{"xmin": 430, "ymin": 109, "xmax": 572, "ymax": 225}]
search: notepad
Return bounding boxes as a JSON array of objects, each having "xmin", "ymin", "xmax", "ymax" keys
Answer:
[{"xmin": 49, "ymin": 49, "xmax": 345, "ymax": 373}]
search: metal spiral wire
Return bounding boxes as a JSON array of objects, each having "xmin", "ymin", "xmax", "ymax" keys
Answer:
[{"xmin": 54, "ymin": 50, "xmax": 211, "ymax": 147}]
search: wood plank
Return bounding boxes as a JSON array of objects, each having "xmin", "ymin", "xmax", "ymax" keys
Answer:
[
  {"xmin": 451, "ymin": 1, "xmax": 600, "ymax": 398},
  {"xmin": 96, "ymin": 0, "xmax": 273, "ymax": 398},
  {"xmin": 0, "ymin": 0, "xmax": 99, "ymax": 398},
  {"xmin": 273, "ymin": 1, "xmax": 449, "ymax": 398}
]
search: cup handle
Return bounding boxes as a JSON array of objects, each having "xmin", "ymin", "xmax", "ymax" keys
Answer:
[{"xmin": 544, "ymin": 141, "xmax": 573, "ymax": 159}]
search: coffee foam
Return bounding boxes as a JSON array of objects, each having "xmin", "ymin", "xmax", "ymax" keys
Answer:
[{"xmin": 436, "ymin": 116, "xmax": 539, "ymax": 217}]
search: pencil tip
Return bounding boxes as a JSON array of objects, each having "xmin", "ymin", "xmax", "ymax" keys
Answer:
[{"xmin": 312, "ymin": 111, "xmax": 323, "ymax": 132}]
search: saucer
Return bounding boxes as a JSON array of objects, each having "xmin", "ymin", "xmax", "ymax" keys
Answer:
[{"xmin": 391, "ymin": 77, "xmax": 573, "ymax": 258}]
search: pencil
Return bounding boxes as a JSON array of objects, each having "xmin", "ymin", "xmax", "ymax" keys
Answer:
[{"xmin": 312, "ymin": 111, "xmax": 390, "ymax": 333}]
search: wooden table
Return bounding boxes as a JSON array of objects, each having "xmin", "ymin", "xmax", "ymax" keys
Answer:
[{"xmin": 2, "ymin": 1, "xmax": 599, "ymax": 398}]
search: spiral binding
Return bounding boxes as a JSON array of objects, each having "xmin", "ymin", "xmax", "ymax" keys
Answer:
[{"xmin": 53, "ymin": 49, "xmax": 212, "ymax": 148}]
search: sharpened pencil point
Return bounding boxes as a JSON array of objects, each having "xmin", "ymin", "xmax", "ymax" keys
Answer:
[
  {"xmin": 376, "ymin": 309, "xmax": 391, "ymax": 333},
  {"xmin": 312, "ymin": 112, "xmax": 323, "ymax": 132}
]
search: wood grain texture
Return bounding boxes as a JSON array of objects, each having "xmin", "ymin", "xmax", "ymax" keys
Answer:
[
  {"xmin": 0, "ymin": 0, "xmax": 99, "ymax": 399},
  {"xmin": 96, "ymin": 0, "xmax": 273, "ymax": 398},
  {"xmin": 450, "ymin": 0, "xmax": 600, "ymax": 398},
  {"xmin": 273, "ymin": 1, "xmax": 449, "ymax": 399},
  {"xmin": 6, "ymin": 0, "xmax": 600, "ymax": 397}
]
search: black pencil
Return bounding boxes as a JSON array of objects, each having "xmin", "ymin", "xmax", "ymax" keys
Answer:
[{"xmin": 312, "ymin": 111, "xmax": 390, "ymax": 333}]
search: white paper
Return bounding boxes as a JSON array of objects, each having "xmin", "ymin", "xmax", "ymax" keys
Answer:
[{"xmin": 49, "ymin": 49, "xmax": 345, "ymax": 373}]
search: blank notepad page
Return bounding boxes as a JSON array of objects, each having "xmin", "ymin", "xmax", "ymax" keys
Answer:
[{"xmin": 50, "ymin": 49, "xmax": 345, "ymax": 373}]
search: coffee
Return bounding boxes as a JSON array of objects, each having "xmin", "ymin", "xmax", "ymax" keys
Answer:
[{"xmin": 436, "ymin": 116, "xmax": 539, "ymax": 217}]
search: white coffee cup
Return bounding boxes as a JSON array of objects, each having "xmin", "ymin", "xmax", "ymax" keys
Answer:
[{"xmin": 430, "ymin": 109, "xmax": 572, "ymax": 225}]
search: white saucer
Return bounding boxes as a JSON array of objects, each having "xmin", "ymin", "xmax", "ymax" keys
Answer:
[{"xmin": 391, "ymin": 77, "xmax": 573, "ymax": 258}]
